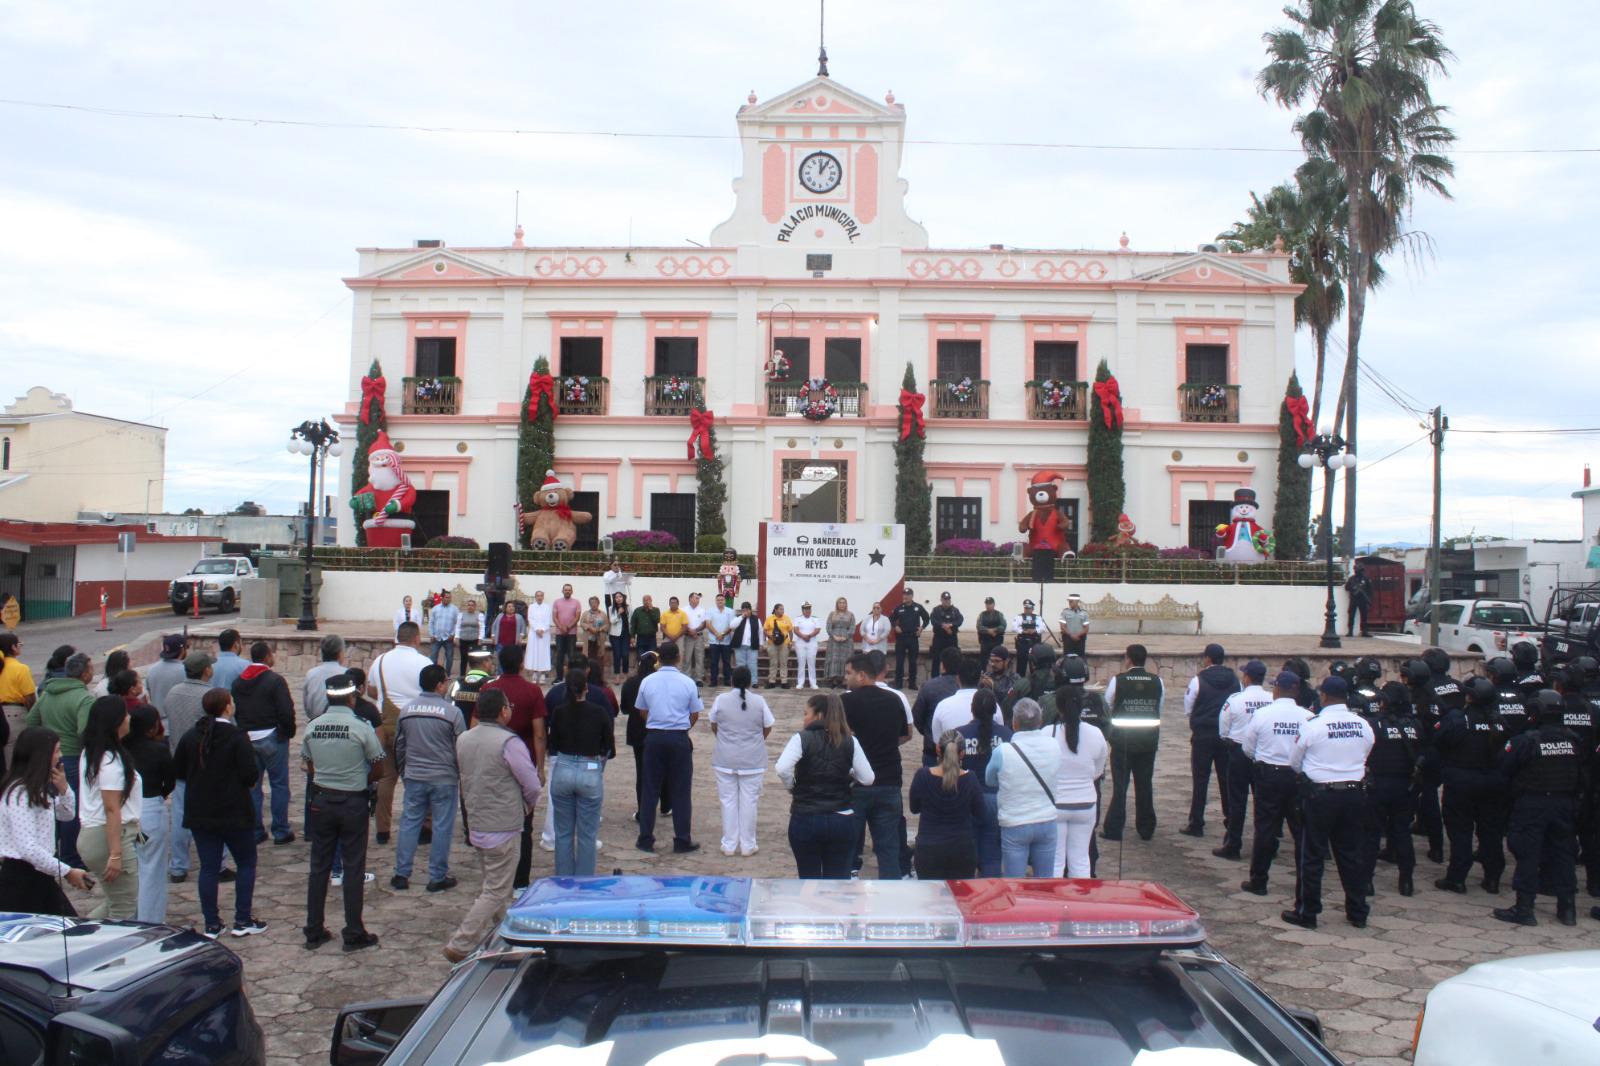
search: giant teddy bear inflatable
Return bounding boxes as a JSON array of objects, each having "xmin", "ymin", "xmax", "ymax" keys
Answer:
[
  {"xmin": 519, "ymin": 470, "xmax": 593, "ymax": 550},
  {"xmin": 1018, "ymin": 470, "xmax": 1075, "ymax": 581}
]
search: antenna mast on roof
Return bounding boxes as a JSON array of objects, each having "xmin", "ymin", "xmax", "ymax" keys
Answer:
[{"xmin": 817, "ymin": 0, "xmax": 829, "ymax": 77}]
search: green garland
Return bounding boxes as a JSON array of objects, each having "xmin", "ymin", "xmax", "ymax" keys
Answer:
[
  {"xmin": 1272, "ymin": 372, "xmax": 1313, "ymax": 559},
  {"xmin": 1086, "ymin": 359, "xmax": 1125, "ymax": 542},
  {"xmin": 515, "ymin": 356, "xmax": 556, "ymax": 548},
  {"xmin": 894, "ymin": 363, "xmax": 932, "ymax": 555},
  {"xmin": 694, "ymin": 401, "xmax": 728, "ymax": 553},
  {"xmin": 351, "ymin": 358, "xmax": 386, "ymax": 547}
]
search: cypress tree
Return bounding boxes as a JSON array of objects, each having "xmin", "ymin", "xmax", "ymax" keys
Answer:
[
  {"xmin": 1273, "ymin": 372, "xmax": 1313, "ymax": 559},
  {"xmin": 1086, "ymin": 359, "xmax": 1125, "ymax": 543},
  {"xmin": 894, "ymin": 363, "xmax": 932, "ymax": 555},
  {"xmin": 693, "ymin": 401, "xmax": 728, "ymax": 552},
  {"xmin": 516, "ymin": 357, "xmax": 556, "ymax": 547},
  {"xmin": 350, "ymin": 358, "xmax": 387, "ymax": 547}
]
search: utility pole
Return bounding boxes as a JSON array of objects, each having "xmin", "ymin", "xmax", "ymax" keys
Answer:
[{"xmin": 1427, "ymin": 406, "xmax": 1446, "ymax": 647}]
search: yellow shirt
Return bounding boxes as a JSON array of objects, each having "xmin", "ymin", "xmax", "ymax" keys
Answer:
[
  {"xmin": 0, "ymin": 658, "xmax": 37, "ymax": 704},
  {"xmin": 764, "ymin": 615, "xmax": 793, "ymax": 642},
  {"xmin": 659, "ymin": 608, "xmax": 689, "ymax": 639}
]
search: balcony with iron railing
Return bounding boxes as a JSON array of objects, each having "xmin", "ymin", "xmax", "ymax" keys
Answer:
[
  {"xmin": 401, "ymin": 376, "xmax": 460, "ymax": 415},
  {"xmin": 555, "ymin": 376, "xmax": 608, "ymax": 416},
  {"xmin": 1024, "ymin": 380, "xmax": 1088, "ymax": 421},
  {"xmin": 643, "ymin": 375, "xmax": 704, "ymax": 417},
  {"xmin": 930, "ymin": 378, "xmax": 989, "ymax": 419},
  {"xmin": 1178, "ymin": 383, "xmax": 1240, "ymax": 424},
  {"xmin": 764, "ymin": 379, "xmax": 869, "ymax": 418}
]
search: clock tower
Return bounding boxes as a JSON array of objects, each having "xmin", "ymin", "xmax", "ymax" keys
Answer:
[{"xmin": 710, "ymin": 75, "xmax": 929, "ymax": 272}]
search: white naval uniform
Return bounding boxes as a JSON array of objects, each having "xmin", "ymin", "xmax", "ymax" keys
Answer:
[{"xmin": 791, "ymin": 614, "xmax": 822, "ymax": 689}]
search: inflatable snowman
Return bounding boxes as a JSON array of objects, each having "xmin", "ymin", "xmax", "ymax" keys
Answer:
[
  {"xmin": 349, "ymin": 430, "xmax": 417, "ymax": 548},
  {"xmin": 1215, "ymin": 487, "xmax": 1270, "ymax": 564}
]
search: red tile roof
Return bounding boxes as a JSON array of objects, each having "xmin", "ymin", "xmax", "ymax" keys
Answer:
[{"xmin": 0, "ymin": 521, "xmax": 223, "ymax": 547}]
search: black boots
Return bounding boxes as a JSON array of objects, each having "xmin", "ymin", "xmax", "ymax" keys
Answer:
[
  {"xmin": 1492, "ymin": 893, "xmax": 1538, "ymax": 926},
  {"xmin": 1434, "ymin": 878, "xmax": 1466, "ymax": 894},
  {"xmin": 1398, "ymin": 871, "xmax": 1414, "ymax": 897},
  {"xmin": 1481, "ymin": 874, "xmax": 1501, "ymax": 895},
  {"xmin": 1557, "ymin": 895, "xmax": 1578, "ymax": 927}
]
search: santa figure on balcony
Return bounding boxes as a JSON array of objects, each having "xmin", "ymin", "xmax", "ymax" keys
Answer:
[
  {"xmin": 349, "ymin": 430, "xmax": 417, "ymax": 548},
  {"xmin": 1215, "ymin": 487, "xmax": 1269, "ymax": 564}
]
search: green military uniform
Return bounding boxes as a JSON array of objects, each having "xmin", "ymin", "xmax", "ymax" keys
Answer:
[{"xmin": 301, "ymin": 676, "xmax": 384, "ymax": 945}]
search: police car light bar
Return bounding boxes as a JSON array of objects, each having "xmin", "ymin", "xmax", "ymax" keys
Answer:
[{"xmin": 500, "ymin": 877, "xmax": 1204, "ymax": 949}]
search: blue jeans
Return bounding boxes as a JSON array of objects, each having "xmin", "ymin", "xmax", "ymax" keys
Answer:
[
  {"xmin": 734, "ymin": 647, "xmax": 760, "ymax": 677},
  {"xmin": 707, "ymin": 644, "xmax": 731, "ymax": 686},
  {"xmin": 789, "ymin": 811, "xmax": 858, "ymax": 878},
  {"xmin": 394, "ymin": 779, "xmax": 458, "ymax": 882},
  {"xmin": 1001, "ymin": 820, "xmax": 1058, "ymax": 878},
  {"xmin": 851, "ymin": 784, "xmax": 903, "ymax": 879},
  {"xmin": 431, "ymin": 638, "xmax": 455, "ymax": 675},
  {"xmin": 169, "ymin": 779, "xmax": 193, "ymax": 875},
  {"xmin": 136, "ymin": 795, "xmax": 171, "ymax": 923},
  {"xmin": 975, "ymin": 790, "xmax": 1003, "ymax": 877},
  {"xmin": 193, "ymin": 826, "xmax": 257, "ymax": 929},
  {"xmin": 57, "ymin": 754, "xmax": 84, "ymax": 868},
  {"xmin": 250, "ymin": 735, "xmax": 292, "ymax": 841},
  {"xmin": 551, "ymin": 755, "xmax": 605, "ymax": 876}
]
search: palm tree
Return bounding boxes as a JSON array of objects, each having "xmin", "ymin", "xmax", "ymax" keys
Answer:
[
  {"xmin": 1259, "ymin": 0, "xmax": 1455, "ymax": 555},
  {"xmin": 1217, "ymin": 159, "xmax": 1346, "ymax": 427}
]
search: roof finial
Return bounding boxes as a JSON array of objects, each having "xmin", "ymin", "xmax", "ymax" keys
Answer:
[{"xmin": 817, "ymin": 0, "xmax": 829, "ymax": 77}]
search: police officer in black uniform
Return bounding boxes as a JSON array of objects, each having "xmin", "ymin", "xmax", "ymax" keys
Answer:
[
  {"xmin": 1408, "ymin": 653, "xmax": 1462, "ymax": 864},
  {"xmin": 1284, "ymin": 658, "xmax": 1317, "ymax": 710},
  {"xmin": 890, "ymin": 588, "xmax": 929, "ymax": 690},
  {"xmin": 1510, "ymin": 640, "xmax": 1545, "ymax": 709},
  {"xmin": 1487, "ymin": 657, "xmax": 1534, "ymax": 736},
  {"xmin": 1494, "ymin": 690, "xmax": 1582, "ymax": 927},
  {"xmin": 1004, "ymin": 643, "xmax": 1058, "ymax": 723},
  {"xmin": 1433, "ymin": 676, "xmax": 1508, "ymax": 894},
  {"xmin": 1013, "ymin": 599, "xmax": 1044, "ymax": 674},
  {"xmin": 1363, "ymin": 681, "xmax": 1420, "ymax": 897},
  {"xmin": 1552, "ymin": 663, "xmax": 1599, "ymax": 896},
  {"xmin": 926, "ymin": 592, "xmax": 963, "ymax": 679},
  {"xmin": 1352, "ymin": 657, "xmax": 1383, "ymax": 709}
]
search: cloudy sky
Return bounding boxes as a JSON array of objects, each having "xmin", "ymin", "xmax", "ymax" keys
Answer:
[{"xmin": 3, "ymin": 1, "xmax": 1595, "ymax": 546}]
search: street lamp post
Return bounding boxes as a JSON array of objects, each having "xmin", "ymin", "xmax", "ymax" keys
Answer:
[
  {"xmin": 1298, "ymin": 430, "xmax": 1357, "ymax": 650},
  {"xmin": 288, "ymin": 420, "xmax": 344, "ymax": 632}
]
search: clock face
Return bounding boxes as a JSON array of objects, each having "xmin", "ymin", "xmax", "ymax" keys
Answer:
[{"xmin": 798, "ymin": 151, "xmax": 842, "ymax": 194}]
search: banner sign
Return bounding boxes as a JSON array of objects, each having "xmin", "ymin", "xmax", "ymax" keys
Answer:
[{"xmin": 761, "ymin": 522, "xmax": 905, "ymax": 617}]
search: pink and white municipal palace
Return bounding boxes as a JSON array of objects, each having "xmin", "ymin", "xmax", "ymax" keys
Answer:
[{"xmin": 334, "ymin": 72, "xmax": 1301, "ymax": 553}]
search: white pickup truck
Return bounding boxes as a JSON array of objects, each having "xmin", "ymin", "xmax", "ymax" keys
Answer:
[
  {"xmin": 168, "ymin": 555, "xmax": 256, "ymax": 615},
  {"xmin": 1405, "ymin": 598, "xmax": 1542, "ymax": 658}
]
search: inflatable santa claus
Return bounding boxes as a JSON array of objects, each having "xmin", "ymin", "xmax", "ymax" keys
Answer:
[
  {"xmin": 349, "ymin": 430, "xmax": 417, "ymax": 548},
  {"xmin": 1215, "ymin": 487, "xmax": 1270, "ymax": 564}
]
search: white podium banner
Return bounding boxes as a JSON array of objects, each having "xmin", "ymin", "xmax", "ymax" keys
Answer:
[{"xmin": 761, "ymin": 522, "xmax": 905, "ymax": 615}]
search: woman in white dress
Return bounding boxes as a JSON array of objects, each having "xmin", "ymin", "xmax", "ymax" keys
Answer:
[{"xmin": 525, "ymin": 590, "xmax": 554, "ymax": 682}]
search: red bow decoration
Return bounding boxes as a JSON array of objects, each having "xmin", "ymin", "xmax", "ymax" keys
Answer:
[
  {"xmin": 687, "ymin": 409, "xmax": 715, "ymax": 460},
  {"xmin": 1092, "ymin": 376, "xmax": 1124, "ymax": 430},
  {"xmin": 527, "ymin": 371, "xmax": 557, "ymax": 419},
  {"xmin": 1285, "ymin": 394, "xmax": 1313, "ymax": 447},
  {"xmin": 898, "ymin": 389, "xmax": 926, "ymax": 440},
  {"xmin": 359, "ymin": 374, "xmax": 385, "ymax": 425},
  {"xmin": 551, "ymin": 503, "xmax": 573, "ymax": 521}
]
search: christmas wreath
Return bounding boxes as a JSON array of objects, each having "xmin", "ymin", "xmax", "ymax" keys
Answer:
[
  {"xmin": 946, "ymin": 376, "xmax": 977, "ymax": 403},
  {"xmin": 561, "ymin": 376, "xmax": 590, "ymax": 403},
  {"xmin": 1036, "ymin": 378, "xmax": 1072, "ymax": 409},
  {"xmin": 660, "ymin": 375, "xmax": 695, "ymax": 402},
  {"xmin": 1198, "ymin": 384, "xmax": 1229, "ymax": 409},
  {"xmin": 797, "ymin": 378, "xmax": 840, "ymax": 421},
  {"xmin": 765, "ymin": 349, "xmax": 791, "ymax": 382}
]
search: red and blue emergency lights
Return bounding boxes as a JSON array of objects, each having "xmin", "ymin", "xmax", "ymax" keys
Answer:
[{"xmin": 501, "ymin": 876, "xmax": 1204, "ymax": 949}]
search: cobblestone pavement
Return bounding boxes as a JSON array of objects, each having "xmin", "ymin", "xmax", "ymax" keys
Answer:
[{"xmin": 77, "ymin": 681, "xmax": 1600, "ymax": 1066}]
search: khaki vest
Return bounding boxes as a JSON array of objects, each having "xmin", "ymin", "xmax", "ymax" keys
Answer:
[{"xmin": 456, "ymin": 723, "xmax": 528, "ymax": 836}]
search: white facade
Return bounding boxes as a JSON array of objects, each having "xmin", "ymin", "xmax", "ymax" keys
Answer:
[
  {"xmin": 0, "ymin": 387, "xmax": 166, "ymax": 522},
  {"xmin": 1470, "ymin": 540, "xmax": 1587, "ymax": 620},
  {"xmin": 335, "ymin": 76, "xmax": 1300, "ymax": 554}
]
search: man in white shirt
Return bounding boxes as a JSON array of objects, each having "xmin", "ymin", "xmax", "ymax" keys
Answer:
[
  {"xmin": 791, "ymin": 603, "xmax": 823, "ymax": 690},
  {"xmin": 368, "ymin": 622, "xmax": 435, "ymax": 844},
  {"xmin": 859, "ymin": 602, "xmax": 891, "ymax": 654},
  {"xmin": 930, "ymin": 657, "xmax": 1003, "ymax": 740},
  {"xmin": 704, "ymin": 593, "xmax": 737, "ymax": 687},
  {"xmin": 1239, "ymin": 671, "xmax": 1314, "ymax": 897},
  {"xmin": 682, "ymin": 592, "xmax": 709, "ymax": 683},
  {"xmin": 1284, "ymin": 676, "xmax": 1376, "ymax": 930},
  {"xmin": 1214, "ymin": 659, "xmax": 1272, "ymax": 860}
]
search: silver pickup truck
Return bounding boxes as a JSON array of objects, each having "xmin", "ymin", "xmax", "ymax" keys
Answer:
[{"xmin": 168, "ymin": 555, "xmax": 255, "ymax": 614}]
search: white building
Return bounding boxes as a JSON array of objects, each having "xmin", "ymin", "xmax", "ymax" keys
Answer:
[
  {"xmin": 0, "ymin": 387, "xmax": 166, "ymax": 522},
  {"xmin": 334, "ymin": 74, "xmax": 1300, "ymax": 553}
]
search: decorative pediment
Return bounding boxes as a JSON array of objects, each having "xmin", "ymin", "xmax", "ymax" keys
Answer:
[
  {"xmin": 1132, "ymin": 253, "xmax": 1278, "ymax": 288},
  {"xmin": 367, "ymin": 249, "xmax": 514, "ymax": 282},
  {"xmin": 740, "ymin": 77, "xmax": 898, "ymax": 122}
]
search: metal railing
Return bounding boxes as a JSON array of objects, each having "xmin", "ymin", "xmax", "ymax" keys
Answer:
[
  {"xmin": 1025, "ymin": 380, "xmax": 1088, "ymax": 420},
  {"xmin": 930, "ymin": 378, "xmax": 989, "ymax": 419},
  {"xmin": 765, "ymin": 379, "xmax": 869, "ymax": 417},
  {"xmin": 644, "ymin": 375, "xmax": 704, "ymax": 417},
  {"xmin": 555, "ymin": 376, "xmax": 608, "ymax": 416},
  {"xmin": 1178, "ymin": 383, "xmax": 1240, "ymax": 423},
  {"xmin": 401, "ymin": 377, "xmax": 460, "ymax": 415}
]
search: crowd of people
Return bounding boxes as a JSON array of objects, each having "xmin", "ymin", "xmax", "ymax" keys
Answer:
[{"xmin": 3, "ymin": 610, "xmax": 1598, "ymax": 956}]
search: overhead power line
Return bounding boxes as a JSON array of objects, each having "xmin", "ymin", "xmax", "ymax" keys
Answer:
[{"xmin": 3, "ymin": 96, "xmax": 1597, "ymax": 155}]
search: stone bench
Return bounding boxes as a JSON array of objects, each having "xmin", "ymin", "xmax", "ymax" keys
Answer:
[{"xmin": 1085, "ymin": 593, "xmax": 1204, "ymax": 634}]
